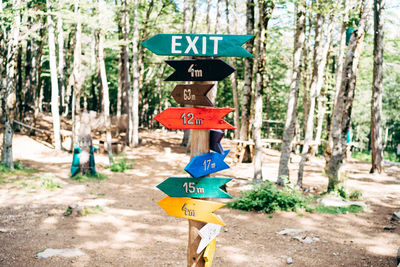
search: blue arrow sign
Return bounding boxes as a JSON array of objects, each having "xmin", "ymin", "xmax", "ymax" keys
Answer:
[
  {"xmin": 156, "ymin": 177, "xmax": 233, "ymax": 199},
  {"xmin": 185, "ymin": 150, "xmax": 230, "ymax": 178},
  {"xmin": 210, "ymin": 130, "xmax": 224, "ymax": 154},
  {"xmin": 141, "ymin": 34, "xmax": 254, "ymax": 57}
]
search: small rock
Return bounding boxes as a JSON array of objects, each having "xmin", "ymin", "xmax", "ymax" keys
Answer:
[
  {"xmin": 37, "ymin": 248, "xmax": 85, "ymax": 259},
  {"xmin": 224, "ymin": 228, "xmax": 228, "ymax": 232},
  {"xmin": 384, "ymin": 226, "xmax": 396, "ymax": 231},
  {"xmin": 333, "ymin": 252, "xmax": 339, "ymax": 256},
  {"xmin": 287, "ymin": 257, "xmax": 293, "ymax": 264},
  {"xmin": 392, "ymin": 212, "xmax": 400, "ymax": 221},
  {"xmin": 277, "ymin": 229, "xmax": 306, "ymax": 235},
  {"xmin": 293, "ymin": 236, "xmax": 314, "ymax": 244}
]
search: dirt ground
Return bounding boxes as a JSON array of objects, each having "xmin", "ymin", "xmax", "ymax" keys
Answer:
[{"xmin": 0, "ymin": 130, "xmax": 399, "ymax": 267}]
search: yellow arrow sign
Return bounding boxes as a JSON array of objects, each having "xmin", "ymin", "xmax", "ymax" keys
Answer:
[
  {"xmin": 157, "ymin": 197, "xmax": 226, "ymax": 226},
  {"xmin": 204, "ymin": 238, "xmax": 216, "ymax": 267}
]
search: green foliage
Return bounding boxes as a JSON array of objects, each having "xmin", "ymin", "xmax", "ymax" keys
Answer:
[
  {"xmin": 72, "ymin": 173, "xmax": 107, "ymax": 182},
  {"xmin": 312, "ymin": 205, "xmax": 364, "ymax": 214},
  {"xmin": 108, "ymin": 157, "xmax": 133, "ymax": 172},
  {"xmin": 228, "ymin": 181, "xmax": 309, "ymax": 213},
  {"xmin": 40, "ymin": 177, "xmax": 61, "ymax": 190},
  {"xmin": 352, "ymin": 151, "xmax": 372, "ymax": 162}
]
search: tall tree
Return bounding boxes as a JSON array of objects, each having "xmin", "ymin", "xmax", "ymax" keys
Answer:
[
  {"xmin": 239, "ymin": 0, "xmax": 255, "ymax": 142},
  {"xmin": 370, "ymin": 0, "xmax": 385, "ymax": 173},
  {"xmin": 71, "ymin": 0, "xmax": 83, "ymax": 150},
  {"xmin": 1, "ymin": 0, "xmax": 21, "ymax": 168},
  {"xmin": 325, "ymin": 0, "xmax": 370, "ymax": 191},
  {"xmin": 225, "ymin": 0, "xmax": 240, "ymax": 138},
  {"xmin": 190, "ymin": 0, "xmax": 197, "ymax": 33},
  {"xmin": 47, "ymin": 0, "xmax": 62, "ymax": 150},
  {"xmin": 98, "ymin": 0, "xmax": 113, "ymax": 165},
  {"xmin": 131, "ymin": 0, "xmax": 140, "ymax": 147},
  {"xmin": 297, "ymin": 2, "xmax": 334, "ymax": 187},
  {"xmin": 253, "ymin": 0, "xmax": 275, "ymax": 182},
  {"xmin": 57, "ymin": 0, "xmax": 65, "ymax": 115},
  {"xmin": 277, "ymin": 2, "xmax": 306, "ymax": 185}
]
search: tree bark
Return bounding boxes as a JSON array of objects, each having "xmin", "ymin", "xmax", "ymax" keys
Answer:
[
  {"xmin": 253, "ymin": 0, "xmax": 274, "ymax": 182},
  {"xmin": 239, "ymin": 0, "xmax": 255, "ymax": 143},
  {"xmin": 326, "ymin": 0, "xmax": 370, "ymax": 191},
  {"xmin": 277, "ymin": 2, "xmax": 305, "ymax": 185},
  {"xmin": 99, "ymin": 2, "xmax": 113, "ymax": 165},
  {"xmin": 72, "ymin": 0, "xmax": 82, "ymax": 151},
  {"xmin": 370, "ymin": 0, "xmax": 384, "ymax": 173},
  {"xmin": 57, "ymin": 0, "xmax": 65, "ymax": 115},
  {"xmin": 297, "ymin": 5, "xmax": 334, "ymax": 188},
  {"xmin": 47, "ymin": 0, "xmax": 62, "ymax": 150},
  {"xmin": 1, "ymin": 0, "xmax": 21, "ymax": 168},
  {"xmin": 225, "ymin": 0, "xmax": 240, "ymax": 139},
  {"xmin": 190, "ymin": 0, "xmax": 197, "ymax": 33},
  {"xmin": 131, "ymin": 0, "xmax": 139, "ymax": 146}
]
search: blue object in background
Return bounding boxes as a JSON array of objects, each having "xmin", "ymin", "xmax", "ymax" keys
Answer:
[
  {"xmin": 346, "ymin": 28, "xmax": 354, "ymax": 45},
  {"xmin": 71, "ymin": 145, "xmax": 98, "ymax": 176}
]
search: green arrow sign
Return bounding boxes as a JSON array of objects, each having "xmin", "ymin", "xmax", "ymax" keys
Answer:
[
  {"xmin": 141, "ymin": 34, "xmax": 254, "ymax": 57},
  {"xmin": 156, "ymin": 177, "xmax": 233, "ymax": 199}
]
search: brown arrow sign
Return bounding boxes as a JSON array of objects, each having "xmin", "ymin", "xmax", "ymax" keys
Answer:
[{"xmin": 171, "ymin": 84, "xmax": 214, "ymax": 107}]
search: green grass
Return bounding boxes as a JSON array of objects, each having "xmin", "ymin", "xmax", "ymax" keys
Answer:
[
  {"xmin": 72, "ymin": 173, "xmax": 107, "ymax": 182},
  {"xmin": 108, "ymin": 157, "xmax": 134, "ymax": 172},
  {"xmin": 228, "ymin": 181, "xmax": 364, "ymax": 215},
  {"xmin": 0, "ymin": 161, "xmax": 39, "ymax": 176},
  {"xmin": 40, "ymin": 177, "xmax": 61, "ymax": 190},
  {"xmin": 352, "ymin": 150, "xmax": 399, "ymax": 162},
  {"xmin": 310, "ymin": 205, "xmax": 364, "ymax": 214}
]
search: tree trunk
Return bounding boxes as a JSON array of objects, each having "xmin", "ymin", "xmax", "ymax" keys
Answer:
[
  {"xmin": 72, "ymin": 0, "xmax": 82, "ymax": 151},
  {"xmin": 225, "ymin": 0, "xmax": 240, "ymax": 139},
  {"xmin": 1, "ymin": 0, "xmax": 21, "ymax": 168},
  {"xmin": 239, "ymin": 0, "xmax": 255, "ymax": 143},
  {"xmin": 99, "ymin": 5, "xmax": 113, "ymax": 165},
  {"xmin": 57, "ymin": 0, "xmax": 65, "ymax": 115},
  {"xmin": 122, "ymin": 0, "xmax": 132, "ymax": 146},
  {"xmin": 253, "ymin": 0, "xmax": 274, "ymax": 182},
  {"xmin": 190, "ymin": 0, "xmax": 197, "ymax": 33},
  {"xmin": 297, "ymin": 6, "xmax": 333, "ymax": 188},
  {"xmin": 47, "ymin": 0, "xmax": 62, "ymax": 150},
  {"xmin": 34, "ymin": 27, "xmax": 45, "ymax": 119},
  {"xmin": 131, "ymin": 0, "xmax": 139, "ymax": 146},
  {"xmin": 370, "ymin": 0, "xmax": 384, "ymax": 173},
  {"xmin": 326, "ymin": 0, "xmax": 370, "ymax": 191},
  {"xmin": 206, "ymin": 0, "xmax": 211, "ymax": 33},
  {"xmin": 277, "ymin": 2, "xmax": 305, "ymax": 185}
]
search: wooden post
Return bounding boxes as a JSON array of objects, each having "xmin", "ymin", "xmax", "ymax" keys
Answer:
[{"xmin": 187, "ymin": 81, "xmax": 215, "ymax": 267}]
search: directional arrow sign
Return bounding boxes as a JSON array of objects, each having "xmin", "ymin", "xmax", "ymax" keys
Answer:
[
  {"xmin": 165, "ymin": 59, "xmax": 235, "ymax": 81},
  {"xmin": 156, "ymin": 177, "xmax": 232, "ymax": 199},
  {"xmin": 171, "ymin": 84, "xmax": 214, "ymax": 106},
  {"xmin": 197, "ymin": 221, "xmax": 222, "ymax": 253},
  {"xmin": 185, "ymin": 150, "xmax": 230, "ymax": 178},
  {"xmin": 141, "ymin": 34, "xmax": 254, "ymax": 57},
  {"xmin": 154, "ymin": 108, "xmax": 234, "ymax": 130},
  {"xmin": 204, "ymin": 238, "xmax": 216, "ymax": 267},
  {"xmin": 157, "ymin": 197, "xmax": 226, "ymax": 226},
  {"xmin": 210, "ymin": 130, "xmax": 224, "ymax": 154}
]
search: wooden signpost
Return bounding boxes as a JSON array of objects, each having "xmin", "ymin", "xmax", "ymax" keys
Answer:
[
  {"xmin": 171, "ymin": 84, "xmax": 214, "ymax": 106},
  {"xmin": 156, "ymin": 177, "xmax": 232, "ymax": 199},
  {"xmin": 141, "ymin": 33, "xmax": 254, "ymax": 57},
  {"xmin": 157, "ymin": 197, "xmax": 226, "ymax": 226},
  {"xmin": 165, "ymin": 59, "xmax": 235, "ymax": 81},
  {"xmin": 154, "ymin": 107, "xmax": 235, "ymax": 130},
  {"xmin": 142, "ymin": 32, "xmax": 254, "ymax": 266},
  {"xmin": 184, "ymin": 150, "xmax": 230, "ymax": 178}
]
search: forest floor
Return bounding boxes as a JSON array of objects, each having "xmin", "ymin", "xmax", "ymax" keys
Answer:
[{"xmin": 0, "ymin": 129, "xmax": 399, "ymax": 267}]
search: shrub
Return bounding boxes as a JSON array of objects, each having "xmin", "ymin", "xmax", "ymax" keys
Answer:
[
  {"xmin": 228, "ymin": 181, "xmax": 310, "ymax": 213},
  {"xmin": 109, "ymin": 157, "xmax": 133, "ymax": 172}
]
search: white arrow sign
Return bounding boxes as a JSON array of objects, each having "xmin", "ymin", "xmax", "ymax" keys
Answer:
[{"xmin": 196, "ymin": 219, "xmax": 223, "ymax": 254}]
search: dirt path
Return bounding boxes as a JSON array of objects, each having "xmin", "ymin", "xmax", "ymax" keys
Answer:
[{"xmin": 0, "ymin": 131, "xmax": 399, "ymax": 266}]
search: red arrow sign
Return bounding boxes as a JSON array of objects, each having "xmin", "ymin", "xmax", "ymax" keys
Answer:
[{"xmin": 154, "ymin": 108, "xmax": 235, "ymax": 129}]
